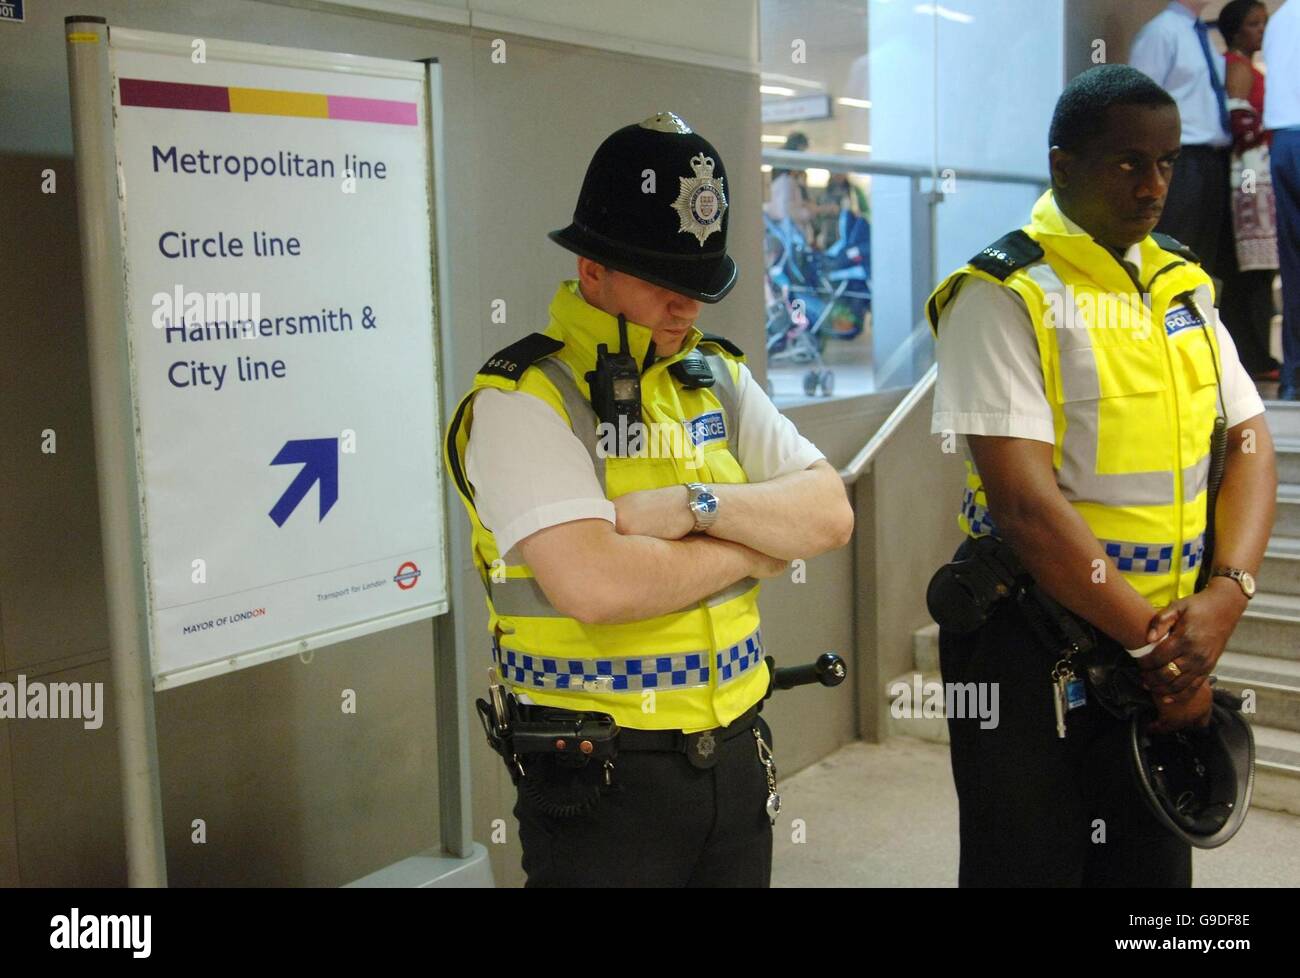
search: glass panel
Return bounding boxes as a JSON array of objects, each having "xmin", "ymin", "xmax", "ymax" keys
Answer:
[{"xmin": 759, "ymin": 0, "xmax": 1060, "ymax": 405}]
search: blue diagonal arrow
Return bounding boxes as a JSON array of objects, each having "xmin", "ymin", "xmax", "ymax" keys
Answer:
[{"xmin": 268, "ymin": 438, "xmax": 339, "ymax": 526}]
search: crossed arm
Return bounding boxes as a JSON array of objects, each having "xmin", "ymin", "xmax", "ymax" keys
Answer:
[{"xmin": 517, "ymin": 459, "xmax": 854, "ymax": 625}]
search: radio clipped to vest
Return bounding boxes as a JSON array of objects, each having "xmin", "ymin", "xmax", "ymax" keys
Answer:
[
  {"xmin": 1176, "ymin": 290, "xmax": 1229, "ymax": 593},
  {"xmin": 584, "ymin": 313, "xmax": 644, "ymax": 452},
  {"xmin": 669, "ymin": 350, "xmax": 716, "ymax": 389}
]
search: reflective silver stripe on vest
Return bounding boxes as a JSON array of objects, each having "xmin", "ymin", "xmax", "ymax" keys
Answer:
[
  {"xmin": 488, "ymin": 575, "xmax": 556, "ymax": 617},
  {"xmin": 1025, "ymin": 263, "xmax": 1176, "ymax": 507},
  {"xmin": 535, "ymin": 357, "xmax": 605, "ymax": 491},
  {"xmin": 488, "ymin": 571, "xmax": 759, "ymax": 617},
  {"xmin": 493, "ymin": 625, "xmax": 763, "ymax": 692},
  {"xmin": 1184, "ymin": 453, "xmax": 1210, "ymax": 502},
  {"xmin": 702, "ymin": 352, "xmax": 741, "ymax": 461}
]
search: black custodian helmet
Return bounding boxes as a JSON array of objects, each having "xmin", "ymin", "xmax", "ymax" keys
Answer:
[
  {"xmin": 1129, "ymin": 688, "xmax": 1256, "ymax": 849},
  {"xmin": 549, "ymin": 111, "xmax": 738, "ymax": 303}
]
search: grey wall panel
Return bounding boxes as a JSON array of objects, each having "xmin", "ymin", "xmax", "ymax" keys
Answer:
[
  {"xmin": 755, "ymin": 544, "xmax": 857, "ymax": 774},
  {"xmin": 856, "ymin": 388, "xmax": 966, "ymax": 742},
  {"xmin": 0, "ymin": 155, "xmax": 109, "ymax": 670},
  {"xmin": 0, "ymin": 719, "xmax": 18, "ymax": 887},
  {"xmin": 153, "ymin": 622, "xmax": 439, "ymax": 887},
  {"xmin": 8, "ymin": 661, "xmax": 125, "ymax": 886}
]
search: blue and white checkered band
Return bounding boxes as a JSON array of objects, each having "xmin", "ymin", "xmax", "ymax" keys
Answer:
[
  {"xmin": 493, "ymin": 627, "xmax": 764, "ymax": 693},
  {"xmin": 1100, "ymin": 533, "xmax": 1206, "ymax": 573},
  {"xmin": 685, "ymin": 410, "xmax": 727, "ymax": 447},
  {"xmin": 1165, "ymin": 304, "xmax": 1206, "ymax": 336},
  {"xmin": 961, "ymin": 487, "xmax": 999, "ymax": 537},
  {"xmin": 716, "ymin": 629, "xmax": 764, "ymax": 683}
]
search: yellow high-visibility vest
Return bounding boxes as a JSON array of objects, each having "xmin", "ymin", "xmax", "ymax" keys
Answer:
[
  {"xmin": 927, "ymin": 192, "xmax": 1223, "ymax": 605},
  {"xmin": 445, "ymin": 280, "xmax": 768, "ymax": 732}
]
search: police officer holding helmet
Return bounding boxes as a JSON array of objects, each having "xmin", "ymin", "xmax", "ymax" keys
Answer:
[
  {"xmin": 445, "ymin": 112, "xmax": 853, "ymax": 887},
  {"xmin": 927, "ymin": 65, "xmax": 1277, "ymax": 886}
]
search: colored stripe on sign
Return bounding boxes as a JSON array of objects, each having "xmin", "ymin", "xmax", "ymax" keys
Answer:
[
  {"xmin": 120, "ymin": 78, "xmax": 230, "ymax": 113},
  {"xmin": 327, "ymin": 94, "xmax": 418, "ymax": 125},
  {"xmin": 229, "ymin": 86, "xmax": 328, "ymax": 119},
  {"xmin": 117, "ymin": 78, "xmax": 417, "ymax": 126}
]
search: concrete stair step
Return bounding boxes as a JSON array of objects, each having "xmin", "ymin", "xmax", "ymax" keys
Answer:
[
  {"xmin": 1262, "ymin": 536, "xmax": 1300, "ymax": 597},
  {"xmin": 1252, "ymin": 725, "xmax": 1300, "ymax": 816},
  {"xmin": 1277, "ymin": 483, "xmax": 1300, "ymax": 537},
  {"xmin": 1266, "ymin": 401, "xmax": 1300, "ymax": 441},
  {"xmin": 884, "ymin": 671, "xmax": 950, "ymax": 745},
  {"xmin": 1215, "ymin": 651, "xmax": 1300, "ymax": 733},
  {"xmin": 1276, "ymin": 437, "xmax": 1300, "ymax": 484},
  {"xmin": 913, "ymin": 622, "xmax": 940, "ymax": 674},
  {"xmin": 1231, "ymin": 591, "xmax": 1300, "ymax": 662}
]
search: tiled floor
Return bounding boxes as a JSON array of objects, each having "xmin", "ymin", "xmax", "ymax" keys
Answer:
[{"xmin": 772, "ymin": 738, "xmax": 1300, "ymax": 887}]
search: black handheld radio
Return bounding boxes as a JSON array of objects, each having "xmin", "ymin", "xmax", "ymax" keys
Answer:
[{"xmin": 585, "ymin": 314, "xmax": 645, "ymax": 454}]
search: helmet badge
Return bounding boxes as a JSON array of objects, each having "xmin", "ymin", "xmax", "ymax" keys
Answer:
[{"xmin": 672, "ymin": 153, "xmax": 728, "ymax": 247}]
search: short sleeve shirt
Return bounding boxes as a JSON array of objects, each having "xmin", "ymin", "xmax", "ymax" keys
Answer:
[
  {"xmin": 931, "ymin": 225, "xmax": 1264, "ymax": 446},
  {"xmin": 467, "ymin": 359, "xmax": 826, "ymax": 561}
]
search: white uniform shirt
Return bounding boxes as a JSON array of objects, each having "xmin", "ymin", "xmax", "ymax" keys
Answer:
[
  {"xmin": 467, "ymin": 356, "xmax": 826, "ymax": 562},
  {"xmin": 931, "ymin": 207, "xmax": 1265, "ymax": 445},
  {"xmin": 1263, "ymin": 0, "xmax": 1300, "ymax": 131}
]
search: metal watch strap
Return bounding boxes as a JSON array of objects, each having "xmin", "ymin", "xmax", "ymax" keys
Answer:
[
  {"xmin": 686, "ymin": 482, "xmax": 717, "ymax": 532},
  {"xmin": 1212, "ymin": 566, "xmax": 1255, "ymax": 599}
]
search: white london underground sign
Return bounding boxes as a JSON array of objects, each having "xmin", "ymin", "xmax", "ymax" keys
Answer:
[{"xmin": 108, "ymin": 29, "xmax": 447, "ymax": 688}]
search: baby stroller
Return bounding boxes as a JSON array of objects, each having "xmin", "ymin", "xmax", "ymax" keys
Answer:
[
  {"xmin": 764, "ymin": 213, "xmax": 839, "ymax": 396},
  {"xmin": 821, "ymin": 209, "xmax": 872, "ymax": 341}
]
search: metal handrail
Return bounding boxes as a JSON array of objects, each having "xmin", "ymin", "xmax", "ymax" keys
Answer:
[
  {"xmin": 838, "ymin": 362, "xmax": 937, "ymax": 486},
  {"xmin": 762, "ymin": 149, "xmax": 1036, "ymax": 487},
  {"xmin": 762, "ymin": 149, "xmax": 1049, "ymax": 188}
]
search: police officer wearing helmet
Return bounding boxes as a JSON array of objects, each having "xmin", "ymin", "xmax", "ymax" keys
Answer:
[
  {"xmin": 926, "ymin": 65, "xmax": 1278, "ymax": 886},
  {"xmin": 445, "ymin": 112, "xmax": 854, "ymax": 887}
]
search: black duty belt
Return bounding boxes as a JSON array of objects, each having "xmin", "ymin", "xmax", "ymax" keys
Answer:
[{"xmin": 518, "ymin": 701, "xmax": 763, "ymax": 769}]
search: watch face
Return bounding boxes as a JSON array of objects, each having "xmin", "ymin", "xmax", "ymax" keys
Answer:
[
  {"xmin": 1240, "ymin": 571, "xmax": 1257, "ymax": 597},
  {"xmin": 698, "ymin": 491, "xmax": 718, "ymax": 514}
]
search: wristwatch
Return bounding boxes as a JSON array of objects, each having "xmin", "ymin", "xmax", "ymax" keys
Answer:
[
  {"xmin": 1211, "ymin": 566, "xmax": 1257, "ymax": 600},
  {"xmin": 685, "ymin": 482, "xmax": 719, "ymax": 533}
]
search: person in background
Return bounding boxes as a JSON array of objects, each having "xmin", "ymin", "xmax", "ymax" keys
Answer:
[
  {"xmin": 1130, "ymin": 0, "xmax": 1233, "ymax": 277},
  {"xmin": 1264, "ymin": 0, "xmax": 1300, "ymax": 399},
  {"xmin": 766, "ymin": 131, "xmax": 837, "ymax": 249},
  {"xmin": 766, "ymin": 131, "xmax": 815, "ymax": 245},
  {"xmin": 1220, "ymin": 0, "xmax": 1281, "ymax": 381}
]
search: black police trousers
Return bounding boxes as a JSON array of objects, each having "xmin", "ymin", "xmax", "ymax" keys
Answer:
[
  {"xmin": 938, "ymin": 570, "xmax": 1192, "ymax": 887},
  {"xmin": 512, "ymin": 714, "xmax": 774, "ymax": 887}
]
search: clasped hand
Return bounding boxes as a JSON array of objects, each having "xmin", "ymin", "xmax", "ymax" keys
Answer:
[{"xmin": 1135, "ymin": 581, "xmax": 1247, "ymax": 733}]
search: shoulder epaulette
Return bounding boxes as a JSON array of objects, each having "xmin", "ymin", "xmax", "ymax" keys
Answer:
[
  {"xmin": 968, "ymin": 230, "xmax": 1044, "ymax": 281},
  {"xmin": 698, "ymin": 332, "xmax": 745, "ymax": 359},
  {"xmin": 1151, "ymin": 232, "xmax": 1201, "ymax": 265},
  {"xmin": 478, "ymin": 332, "xmax": 564, "ymax": 381}
]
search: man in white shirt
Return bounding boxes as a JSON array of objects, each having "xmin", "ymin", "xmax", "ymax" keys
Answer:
[
  {"xmin": 1263, "ymin": 0, "xmax": 1300, "ymax": 398},
  {"xmin": 1130, "ymin": 0, "xmax": 1234, "ymax": 277},
  {"xmin": 445, "ymin": 112, "xmax": 853, "ymax": 887},
  {"xmin": 927, "ymin": 65, "xmax": 1276, "ymax": 886}
]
